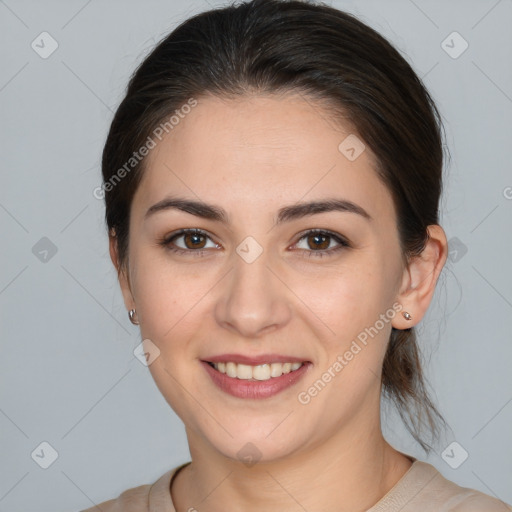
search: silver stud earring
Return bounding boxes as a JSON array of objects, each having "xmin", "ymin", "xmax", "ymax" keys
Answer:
[
  {"xmin": 402, "ymin": 311, "xmax": 412, "ymax": 321},
  {"xmin": 128, "ymin": 309, "xmax": 139, "ymax": 325}
]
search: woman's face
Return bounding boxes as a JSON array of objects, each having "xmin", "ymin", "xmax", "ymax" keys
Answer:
[{"xmin": 117, "ymin": 93, "xmax": 411, "ymax": 463}]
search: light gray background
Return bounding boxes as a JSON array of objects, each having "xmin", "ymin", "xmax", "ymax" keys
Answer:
[{"xmin": 1, "ymin": 0, "xmax": 511, "ymax": 510}]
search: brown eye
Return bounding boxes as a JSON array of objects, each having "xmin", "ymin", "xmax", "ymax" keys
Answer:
[
  {"xmin": 294, "ymin": 229, "xmax": 350, "ymax": 258},
  {"xmin": 306, "ymin": 233, "xmax": 330, "ymax": 250},
  {"xmin": 183, "ymin": 231, "xmax": 207, "ymax": 249},
  {"xmin": 160, "ymin": 228, "xmax": 219, "ymax": 255}
]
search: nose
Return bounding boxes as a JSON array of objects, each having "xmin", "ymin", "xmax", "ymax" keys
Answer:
[{"xmin": 214, "ymin": 245, "xmax": 292, "ymax": 339}]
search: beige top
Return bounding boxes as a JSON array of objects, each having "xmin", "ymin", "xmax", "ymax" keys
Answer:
[{"xmin": 81, "ymin": 460, "xmax": 511, "ymax": 511}]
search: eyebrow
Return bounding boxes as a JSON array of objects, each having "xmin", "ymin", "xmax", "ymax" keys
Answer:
[{"xmin": 144, "ymin": 196, "xmax": 372, "ymax": 224}]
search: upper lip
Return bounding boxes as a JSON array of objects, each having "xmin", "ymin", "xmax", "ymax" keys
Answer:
[{"xmin": 203, "ymin": 354, "xmax": 309, "ymax": 365}]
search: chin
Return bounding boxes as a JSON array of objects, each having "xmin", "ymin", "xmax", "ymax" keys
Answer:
[{"xmin": 209, "ymin": 433, "xmax": 305, "ymax": 466}]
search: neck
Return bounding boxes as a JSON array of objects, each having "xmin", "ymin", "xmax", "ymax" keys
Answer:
[{"xmin": 172, "ymin": 422, "xmax": 412, "ymax": 512}]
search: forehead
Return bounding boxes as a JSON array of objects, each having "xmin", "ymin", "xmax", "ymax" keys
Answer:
[{"xmin": 134, "ymin": 93, "xmax": 394, "ymax": 223}]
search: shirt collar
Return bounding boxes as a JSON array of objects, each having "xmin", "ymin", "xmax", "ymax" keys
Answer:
[{"xmin": 149, "ymin": 462, "xmax": 191, "ymax": 512}]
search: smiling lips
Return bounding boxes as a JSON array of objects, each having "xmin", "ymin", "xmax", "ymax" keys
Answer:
[
  {"xmin": 209, "ymin": 361, "xmax": 303, "ymax": 380},
  {"xmin": 201, "ymin": 354, "xmax": 311, "ymax": 399}
]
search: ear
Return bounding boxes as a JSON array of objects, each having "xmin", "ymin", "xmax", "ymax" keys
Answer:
[
  {"xmin": 392, "ymin": 224, "xmax": 448, "ymax": 329},
  {"xmin": 109, "ymin": 231, "xmax": 136, "ymax": 312}
]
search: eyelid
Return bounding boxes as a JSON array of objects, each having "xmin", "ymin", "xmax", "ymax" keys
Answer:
[
  {"xmin": 161, "ymin": 228, "xmax": 219, "ymax": 251},
  {"xmin": 291, "ymin": 229, "xmax": 350, "ymax": 257},
  {"xmin": 160, "ymin": 228, "xmax": 350, "ymax": 257},
  {"xmin": 293, "ymin": 228, "xmax": 350, "ymax": 246}
]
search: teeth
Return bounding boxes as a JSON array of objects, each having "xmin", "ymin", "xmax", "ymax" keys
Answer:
[
  {"xmin": 253, "ymin": 364, "xmax": 270, "ymax": 380},
  {"xmin": 212, "ymin": 361, "xmax": 303, "ymax": 380},
  {"xmin": 226, "ymin": 362, "xmax": 237, "ymax": 378}
]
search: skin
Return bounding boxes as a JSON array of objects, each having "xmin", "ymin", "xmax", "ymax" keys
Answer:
[{"xmin": 110, "ymin": 93, "xmax": 448, "ymax": 512}]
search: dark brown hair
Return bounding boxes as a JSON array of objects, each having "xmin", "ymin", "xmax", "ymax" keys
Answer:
[{"xmin": 102, "ymin": 0, "xmax": 447, "ymax": 451}]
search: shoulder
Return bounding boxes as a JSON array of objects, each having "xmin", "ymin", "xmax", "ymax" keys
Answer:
[
  {"xmin": 80, "ymin": 482, "xmax": 153, "ymax": 512},
  {"xmin": 409, "ymin": 461, "xmax": 512, "ymax": 511},
  {"xmin": 445, "ymin": 487, "xmax": 512, "ymax": 511},
  {"xmin": 79, "ymin": 464, "xmax": 183, "ymax": 512},
  {"xmin": 448, "ymin": 489, "xmax": 512, "ymax": 512}
]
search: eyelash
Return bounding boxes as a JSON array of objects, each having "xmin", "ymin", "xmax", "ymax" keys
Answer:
[{"xmin": 158, "ymin": 228, "xmax": 350, "ymax": 259}]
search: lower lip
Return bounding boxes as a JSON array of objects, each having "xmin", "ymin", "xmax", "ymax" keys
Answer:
[{"xmin": 201, "ymin": 361, "xmax": 311, "ymax": 399}]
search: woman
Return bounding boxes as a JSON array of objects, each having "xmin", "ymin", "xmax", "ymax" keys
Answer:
[{"xmin": 83, "ymin": 0, "xmax": 511, "ymax": 510}]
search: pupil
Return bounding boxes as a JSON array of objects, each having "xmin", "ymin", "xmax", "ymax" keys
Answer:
[
  {"xmin": 186, "ymin": 233, "xmax": 205, "ymax": 249},
  {"xmin": 310, "ymin": 234, "xmax": 329, "ymax": 250}
]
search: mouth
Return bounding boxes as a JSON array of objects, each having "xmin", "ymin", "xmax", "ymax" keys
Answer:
[
  {"xmin": 205, "ymin": 361, "xmax": 304, "ymax": 381},
  {"xmin": 201, "ymin": 357, "xmax": 312, "ymax": 399}
]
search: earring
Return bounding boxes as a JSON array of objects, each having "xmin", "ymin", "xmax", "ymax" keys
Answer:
[
  {"xmin": 402, "ymin": 311, "xmax": 412, "ymax": 321},
  {"xmin": 128, "ymin": 309, "xmax": 139, "ymax": 325}
]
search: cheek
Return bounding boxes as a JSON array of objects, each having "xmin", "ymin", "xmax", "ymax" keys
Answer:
[
  {"xmin": 293, "ymin": 266, "xmax": 394, "ymax": 414},
  {"xmin": 294, "ymin": 262, "xmax": 391, "ymax": 340},
  {"xmin": 130, "ymin": 253, "xmax": 209, "ymax": 345}
]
